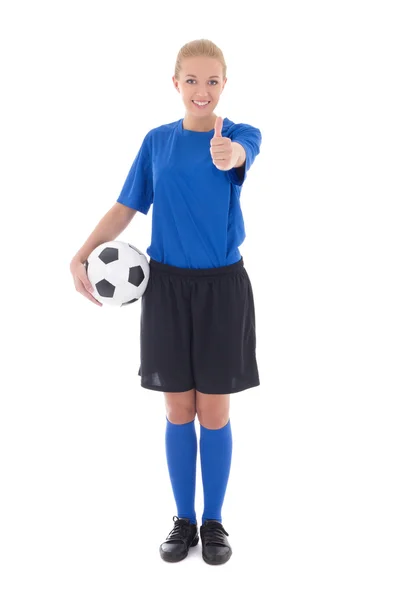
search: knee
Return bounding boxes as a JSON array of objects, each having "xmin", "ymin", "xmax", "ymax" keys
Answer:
[
  {"xmin": 165, "ymin": 390, "xmax": 196, "ymax": 424},
  {"xmin": 196, "ymin": 392, "xmax": 230, "ymax": 430},
  {"xmin": 197, "ymin": 416, "xmax": 229, "ymax": 430},
  {"xmin": 197, "ymin": 409, "xmax": 229, "ymax": 430},
  {"xmin": 167, "ymin": 407, "xmax": 196, "ymax": 425}
]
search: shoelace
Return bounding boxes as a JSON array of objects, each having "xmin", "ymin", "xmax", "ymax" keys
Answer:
[
  {"xmin": 201, "ymin": 521, "xmax": 229, "ymax": 546},
  {"xmin": 165, "ymin": 516, "xmax": 193, "ymax": 544}
]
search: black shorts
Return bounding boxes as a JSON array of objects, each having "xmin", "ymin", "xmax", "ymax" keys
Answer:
[{"xmin": 138, "ymin": 257, "xmax": 260, "ymax": 395}]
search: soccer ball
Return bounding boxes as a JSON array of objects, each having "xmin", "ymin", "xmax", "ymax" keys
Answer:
[{"xmin": 84, "ymin": 241, "xmax": 150, "ymax": 307}]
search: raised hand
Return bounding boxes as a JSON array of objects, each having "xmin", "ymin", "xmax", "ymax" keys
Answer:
[{"xmin": 210, "ymin": 116, "xmax": 233, "ymax": 171}]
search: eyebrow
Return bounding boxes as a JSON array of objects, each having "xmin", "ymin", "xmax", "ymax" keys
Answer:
[{"xmin": 185, "ymin": 74, "xmax": 220, "ymax": 78}]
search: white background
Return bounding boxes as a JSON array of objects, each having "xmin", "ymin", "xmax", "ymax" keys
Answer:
[{"xmin": 1, "ymin": 0, "xmax": 399, "ymax": 598}]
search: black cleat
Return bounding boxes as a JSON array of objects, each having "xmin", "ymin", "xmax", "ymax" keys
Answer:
[
  {"xmin": 200, "ymin": 520, "xmax": 232, "ymax": 565},
  {"xmin": 159, "ymin": 516, "xmax": 199, "ymax": 563}
]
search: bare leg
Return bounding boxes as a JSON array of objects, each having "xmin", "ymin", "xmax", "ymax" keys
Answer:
[
  {"xmin": 195, "ymin": 391, "xmax": 230, "ymax": 429},
  {"xmin": 164, "ymin": 389, "xmax": 196, "ymax": 423}
]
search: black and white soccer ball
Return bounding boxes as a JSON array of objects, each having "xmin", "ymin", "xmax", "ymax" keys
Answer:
[{"xmin": 84, "ymin": 241, "xmax": 149, "ymax": 307}]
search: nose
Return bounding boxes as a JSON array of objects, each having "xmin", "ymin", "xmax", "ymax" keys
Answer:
[{"xmin": 197, "ymin": 86, "xmax": 210, "ymax": 97}]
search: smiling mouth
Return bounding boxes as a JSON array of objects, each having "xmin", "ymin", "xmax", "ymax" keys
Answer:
[{"xmin": 192, "ymin": 100, "xmax": 210, "ymax": 107}]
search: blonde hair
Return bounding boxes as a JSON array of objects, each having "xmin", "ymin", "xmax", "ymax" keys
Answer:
[{"xmin": 174, "ymin": 39, "xmax": 227, "ymax": 80}]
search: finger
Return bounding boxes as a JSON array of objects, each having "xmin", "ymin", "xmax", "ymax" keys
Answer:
[
  {"xmin": 75, "ymin": 279, "xmax": 103, "ymax": 306},
  {"xmin": 210, "ymin": 135, "xmax": 230, "ymax": 148},
  {"xmin": 86, "ymin": 281, "xmax": 94, "ymax": 294},
  {"xmin": 213, "ymin": 116, "xmax": 223, "ymax": 138},
  {"xmin": 210, "ymin": 146, "xmax": 228, "ymax": 155},
  {"xmin": 82, "ymin": 262, "xmax": 95, "ymax": 293},
  {"xmin": 81, "ymin": 289, "xmax": 103, "ymax": 307}
]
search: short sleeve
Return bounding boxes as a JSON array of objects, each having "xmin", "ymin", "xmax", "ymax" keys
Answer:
[
  {"xmin": 227, "ymin": 124, "xmax": 262, "ymax": 187},
  {"xmin": 116, "ymin": 132, "xmax": 153, "ymax": 214}
]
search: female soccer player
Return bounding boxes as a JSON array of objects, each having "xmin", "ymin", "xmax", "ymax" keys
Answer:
[{"xmin": 70, "ymin": 39, "xmax": 262, "ymax": 566}]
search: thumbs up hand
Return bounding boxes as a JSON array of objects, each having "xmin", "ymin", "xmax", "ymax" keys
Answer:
[{"xmin": 210, "ymin": 116, "xmax": 234, "ymax": 171}]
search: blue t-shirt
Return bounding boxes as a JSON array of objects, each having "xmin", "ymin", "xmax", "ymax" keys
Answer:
[{"xmin": 116, "ymin": 117, "xmax": 261, "ymax": 269}]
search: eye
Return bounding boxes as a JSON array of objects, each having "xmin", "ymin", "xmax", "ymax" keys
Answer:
[{"xmin": 186, "ymin": 79, "xmax": 218, "ymax": 85}]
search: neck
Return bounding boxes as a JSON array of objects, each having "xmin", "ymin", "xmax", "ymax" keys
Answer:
[{"xmin": 182, "ymin": 112, "xmax": 217, "ymax": 132}]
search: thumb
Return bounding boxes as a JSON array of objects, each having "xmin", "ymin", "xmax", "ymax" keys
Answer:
[{"xmin": 213, "ymin": 116, "xmax": 223, "ymax": 137}]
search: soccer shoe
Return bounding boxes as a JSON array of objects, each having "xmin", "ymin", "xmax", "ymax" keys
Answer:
[
  {"xmin": 159, "ymin": 516, "xmax": 199, "ymax": 562},
  {"xmin": 200, "ymin": 520, "xmax": 232, "ymax": 565}
]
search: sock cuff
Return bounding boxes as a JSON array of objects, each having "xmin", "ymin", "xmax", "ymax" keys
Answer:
[{"xmin": 166, "ymin": 416, "xmax": 196, "ymax": 427}]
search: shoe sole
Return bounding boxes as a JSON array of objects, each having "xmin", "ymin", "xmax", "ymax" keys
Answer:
[
  {"xmin": 159, "ymin": 534, "xmax": 199, "ymax": 563},
  {"xmin": 202, "ymin": 548, "xmax": 232, "ymax": 565}
]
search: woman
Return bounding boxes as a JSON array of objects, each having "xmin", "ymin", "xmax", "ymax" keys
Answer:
[{"xmin": 70, "ymin": 39, "xmax": 262, "ymax": 566}]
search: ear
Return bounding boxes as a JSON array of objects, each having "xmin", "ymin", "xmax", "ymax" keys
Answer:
[{"xmin": 172, "ymin": 76, "xmax": 180, "ymax": 93}]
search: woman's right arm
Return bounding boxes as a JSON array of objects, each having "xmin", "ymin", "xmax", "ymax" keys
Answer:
[
  {"xmin": 70, "ymin": 202, "xmax": 137, "ymax": 306},
  {"xmin": 71, "ymin": 202, "xmax": 137, "ymax": 264}
]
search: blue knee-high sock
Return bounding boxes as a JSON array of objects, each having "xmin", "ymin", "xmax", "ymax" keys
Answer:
[
  {"xmin": 200, "ymin": 420, "xmax": 232, "ymax": 524},
  {"xmin": 165, "ymin": 417, "xmax": 197, "ymax": 525}
]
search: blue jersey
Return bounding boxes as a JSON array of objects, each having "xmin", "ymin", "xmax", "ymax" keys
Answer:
[{"xmin": 116, "ymin": 117, "xmax": 261, "ymax": 269}]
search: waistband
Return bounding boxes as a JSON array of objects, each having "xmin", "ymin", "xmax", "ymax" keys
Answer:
[{"xmin": 149, "ymin": 257, "xmax": 244, "ymax": 277}]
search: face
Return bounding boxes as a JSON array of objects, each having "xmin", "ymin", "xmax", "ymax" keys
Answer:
[{"xmin": 172, "ymin": 56, "xmax": 227, "ymax": 118}]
